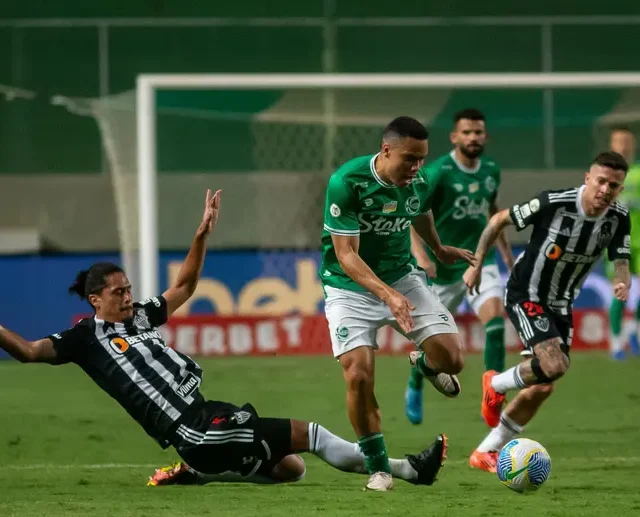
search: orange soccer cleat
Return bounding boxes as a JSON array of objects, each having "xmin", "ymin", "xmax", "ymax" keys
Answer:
[
  {"xmin": 469, "ymin": 450, "xmax": 498, "ymax": 473},
  {"xmin": 481, "ymin": 370, "xmax": 505, "ymax": 428},
  {"xmin": 147, "ymin": 461, "xmax": 194, "ymax": 486}
]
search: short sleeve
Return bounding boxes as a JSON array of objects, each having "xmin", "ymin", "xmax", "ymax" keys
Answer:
[
  {"xmin": 608, "ymin": 213, "xmax": 632, "ymax": 261},
  {"xmin": 134, "ymin": 296, "xmax": 168, "ymax": 328},
  {"xmin": 509, "ymin": 192, "xmax": 550, "ymax": 231},
  {"xmin": 323, "ymin": 175, "xmax": 360, "ymax": 236},
  {"xmin": 47, "ymin": 325, "xmax": 92, "ymax": 365},
  {"xmin": 420, "ymin": 164, "xmax": 444, "ymax": 214}
]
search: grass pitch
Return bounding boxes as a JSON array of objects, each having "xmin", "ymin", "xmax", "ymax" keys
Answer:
[{"xmin": 1, "ymin": 352, "xmax": 639, "ymax": 516}]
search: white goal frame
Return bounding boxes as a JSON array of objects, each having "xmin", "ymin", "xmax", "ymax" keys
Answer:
[{"xmin": 136, "ymin": 71, "xmax": 640, "ymax": 299}]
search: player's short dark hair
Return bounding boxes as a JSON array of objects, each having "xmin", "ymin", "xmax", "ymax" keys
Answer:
[
  {"xmin": 610, "ymin": 126, "xmax": 634, "ymax": 136},
  {"xmin": 382, "ymin": 116, "xmax": 429, "ymax": 142},
  {"xmin": 69, "ymin": 262, "xmax": 125, "ymax": 302},
  {"xmin": 454, "ymin": 108, "xmax": 485, "ymax": 126},
  {"xmin": 592, "ymin": 151, "xmax": 629, "ymax": 174}
]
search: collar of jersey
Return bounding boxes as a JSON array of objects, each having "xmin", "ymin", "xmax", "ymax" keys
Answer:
[
  {"xmin": 576, "ymin": 185, "xmax": 609, "ymax": 220},
  {"xmin": 449, "ymin": 150, "xmax": 481, "ymax": 174},
  {"xmin": 370, "ymin": 154, "xmax": 396, "ymax": 188}
]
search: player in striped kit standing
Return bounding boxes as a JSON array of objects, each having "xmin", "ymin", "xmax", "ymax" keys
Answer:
[{"xmin": 462, "ymin": 152, "xmax": 632, "ymax": 472}]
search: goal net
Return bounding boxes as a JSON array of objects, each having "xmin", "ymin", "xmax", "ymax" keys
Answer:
[{"xmin": 52, "ymin": 73, "xmax": 640, "ymax": 308}]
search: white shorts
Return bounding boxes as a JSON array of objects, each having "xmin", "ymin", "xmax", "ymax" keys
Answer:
[
  {"xmin": 431, "ymin": 264, "xmax": 504, "ymax": 315},
  {"xmin": 324, "ymin": 269, "xmax": 459, "ymax": 358}
]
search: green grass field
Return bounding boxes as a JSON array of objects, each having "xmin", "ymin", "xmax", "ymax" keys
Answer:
[{"xmin": 1, "ymin": 352, "xmax": 639, "ymax": 517}]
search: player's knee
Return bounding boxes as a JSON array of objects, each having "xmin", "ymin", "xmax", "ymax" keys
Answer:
[
  {"xmin": 439, "ymin": 340, "xmax": 464, "ymax": 374},
  {"xmin": 420, "ymin": 334, "xmax": 464, "ymax": 374},
  {"xmin": 540, "ymin": 352, "xmax": 570, "ymax": 381},
  {"xmin": 343, "ymin": 362, "xmax": 373, "ymax": 391},
  {"xmin": 271, "ymin": 455, "xmax": 306, "ymax": 483}
]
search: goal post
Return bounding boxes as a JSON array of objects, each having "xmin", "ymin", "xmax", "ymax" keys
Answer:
[{"xmin": 127, "ymin": 72, "xmax": 640, "ymax": 298}]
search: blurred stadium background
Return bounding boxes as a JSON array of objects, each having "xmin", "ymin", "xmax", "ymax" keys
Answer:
[{"xmin": 1, "ymin": 2, "xmax": 640, "ymax": 355}]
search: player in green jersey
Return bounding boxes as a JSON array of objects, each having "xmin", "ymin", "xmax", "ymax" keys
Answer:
[
  {"xmin": 320, "ymin": 116, "xmax": 476, "ymax": 491},
  {"xmin": 607, "ymin": 127, "xmax": 640, "ymax": 359},
  {"xmin": 405, "ymin": 109, "xmax": 514, "ymax": 425}
]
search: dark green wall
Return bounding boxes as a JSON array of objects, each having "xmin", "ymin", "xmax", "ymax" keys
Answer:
[{"xmin": 1, "ymin": 2, "xmax": 639, "ymax": 173}]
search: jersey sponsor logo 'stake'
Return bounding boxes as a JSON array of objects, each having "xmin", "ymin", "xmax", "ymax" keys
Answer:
[
  {"xmin": 452, "ymin": 196, "xmax": 491, "ymax": 220},
  {"xmin": 358, "ymin": 214, "xmax": 412, "ymax": 235}
]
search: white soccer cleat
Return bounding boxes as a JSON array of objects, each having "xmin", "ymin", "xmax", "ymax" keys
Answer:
[
  {"xmin": 365, "ymin": 472, "xmax": 394, "ymax": 491},
  {"xmin": 409, "ymin": 351, "xmax": 461, "ymax": 398}
]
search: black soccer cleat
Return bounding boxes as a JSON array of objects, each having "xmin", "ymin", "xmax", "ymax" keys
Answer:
[{"xmin": 406, "ymin": 434, "xmax": 448, "ymax": 486}]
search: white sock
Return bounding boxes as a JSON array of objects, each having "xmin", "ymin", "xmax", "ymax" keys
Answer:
[
  {"xmin": 389, "ymin": 458, "xmax": 418, "ymax": 481},
  {"xmin": 477, "ymin": 413, "xmax": 524, "ymax": 453},
  {"xmin": 491, "ymin": 364, "xmax": 527, "ymax": 393},
  {"xmin": 308, "ymin": 423, "xmax": 368, "ymax": 474},
  {"xmin": 610, "ymin": 333, "xmax": 625, "ymax": 353},
  {"xmin": 308, "ymin": 423, "xmax": 418, "ymax": 481}
]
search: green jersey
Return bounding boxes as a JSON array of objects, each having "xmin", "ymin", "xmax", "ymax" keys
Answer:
[
  {"xmin": 619, "ymin": 162, "xmax": 640, "ymax": 246},
  {"xmin": 320, "ymin": 154, "xmax": 433, "ymax": 292},
  {"xmin": 425, "ymin": 151, "xmax": 501, "ymax": 284}
]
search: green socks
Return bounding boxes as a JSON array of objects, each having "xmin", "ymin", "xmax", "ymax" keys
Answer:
[
  {"xmin": 485, "ymin": 317, "xmax": 506, "ymax": 372},
  {"xmin": 408, "ymin": 366, "xmax": 424, "ymax": 390},
  {"xmin": 610, "ymin": 298, "xmax": 625, "ymax": 336},
  {"xmin": 358, "ymin": 433, "xmax": 391, "ymax": 474}
]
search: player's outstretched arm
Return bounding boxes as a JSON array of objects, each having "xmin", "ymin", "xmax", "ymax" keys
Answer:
[
  {"xmin": 464, "ymin": 208, "xmax": 514, "ymax": 294},
  {"xmin": 332, "ymin": 233, "xmax": 415, "ymax": 333},
  {"xmin": 410, "ymin": 227, "xmax": 436, "ymax": 277},
  {"xmin": 490, "ymin": 201, "xmax": 515, "ymax": 269},
  {"xmin": 0, "ymin": 325, "xmax": 58, "ymax": 363},
  {"xmin": 412, "ymin": 212, "xmax": 476, "ymax": 266},
  {"xmin": 163, "ymin": 189, "xmax": 221, "ymax": 317}
]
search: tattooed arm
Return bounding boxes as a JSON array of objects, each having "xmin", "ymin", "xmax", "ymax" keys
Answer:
[
  {"xmin": 613, "ymin": 258, "xmax": 631, "ymax": 302},
  {"xmin": 490, "ymin": 200, "xmax": 515, "ymax": 269},
  {"xmin": 463, "ymin": 209, "xmax": 514, "ymax": 294}
]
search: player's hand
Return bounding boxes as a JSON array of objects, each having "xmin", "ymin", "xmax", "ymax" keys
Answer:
[
  {"xmin": 435, "ymin": 246, "xmax": 477, "ymax": 267},
  {"xmin": 463, "ymin": 265, "xmax": 482, "ymax": 295},
  {"xmin": 384, "ymin": 290, "xmax": 415, "ymax": 334},
  {"xmin": 198, "ymin": 189, "xmax": 222, "ymax": 236},
  {"xmin": 613, "ymin": 282, "xmax": 629, "ymax": 302}
]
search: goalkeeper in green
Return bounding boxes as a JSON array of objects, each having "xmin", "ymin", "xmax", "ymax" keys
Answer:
[
  {"xmin": 406, "ymin": 109, "xmax": 514, "ymax": 424},
  {"xmin": 608, "ymin": 127, "xmax": 640, "ymax": 359}
]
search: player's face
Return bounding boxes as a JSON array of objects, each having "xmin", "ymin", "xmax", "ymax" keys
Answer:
[
  {"xmin": 583, "ymin": 165, "xmax": 626, "ymax": 215},
  {"xmin": 451, "ymin": 119, "xmax": 486, "ymax": 159},
  {"xmin": 609, "ymin": 130, "xmax": 636, "ymax": 163},
  {"xmin": 89, "ymin": 272, "xmax": 134, "ymax": 321},
  {"xmin": 382, "ymin": 137, "xmax": 428, "ymax": 186}
]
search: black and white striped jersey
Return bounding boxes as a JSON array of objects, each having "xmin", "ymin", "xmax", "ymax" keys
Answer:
[
  {"xmin": 47, "ymin": 296, "xmax": 204, "ymax": 449},
  {"xmin": 507, "ymin": 186, "xmax": 631, "ymax": 311}
]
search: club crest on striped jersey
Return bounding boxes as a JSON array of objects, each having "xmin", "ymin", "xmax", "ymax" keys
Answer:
[
  {"xmin": 233, "ymin": 411, "xmax": 252, "ymax": 425},
  {"xmin": 133, "ymin": 309, "xmax": 150, "ymax": 329},
  {"xmin": 596, "ymin": 221, "xmax": 613, "ymax": 248}
]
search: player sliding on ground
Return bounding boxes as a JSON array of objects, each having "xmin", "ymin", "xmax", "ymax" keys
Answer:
[
  {"xmin": 405, "ymin": 108, "xmax": 514, "ymax": 425},
  {"xmin": 0, "ymin": 189, "xmax": 447, "ymax": 488},
  {"xmin": 320, "ymin": 116, "xmax": 476, "ymax": 491},
  {"xmin": 463, "ymin": 152, "xmax": 631, "ymax": 472}
]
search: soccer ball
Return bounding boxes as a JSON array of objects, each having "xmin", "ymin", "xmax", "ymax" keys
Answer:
[{"xmin": 496, "ymin": 438, "xmax": 551, "ymax": 493}]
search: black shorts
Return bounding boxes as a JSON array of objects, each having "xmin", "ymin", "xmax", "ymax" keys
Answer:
[
  {"xmin": 505, "ymin": 298, "xmax": 572, "ymax": 357},
  {"xmin": 171, "ymin": 400, "xmax": 292, "ymax": 477}
]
